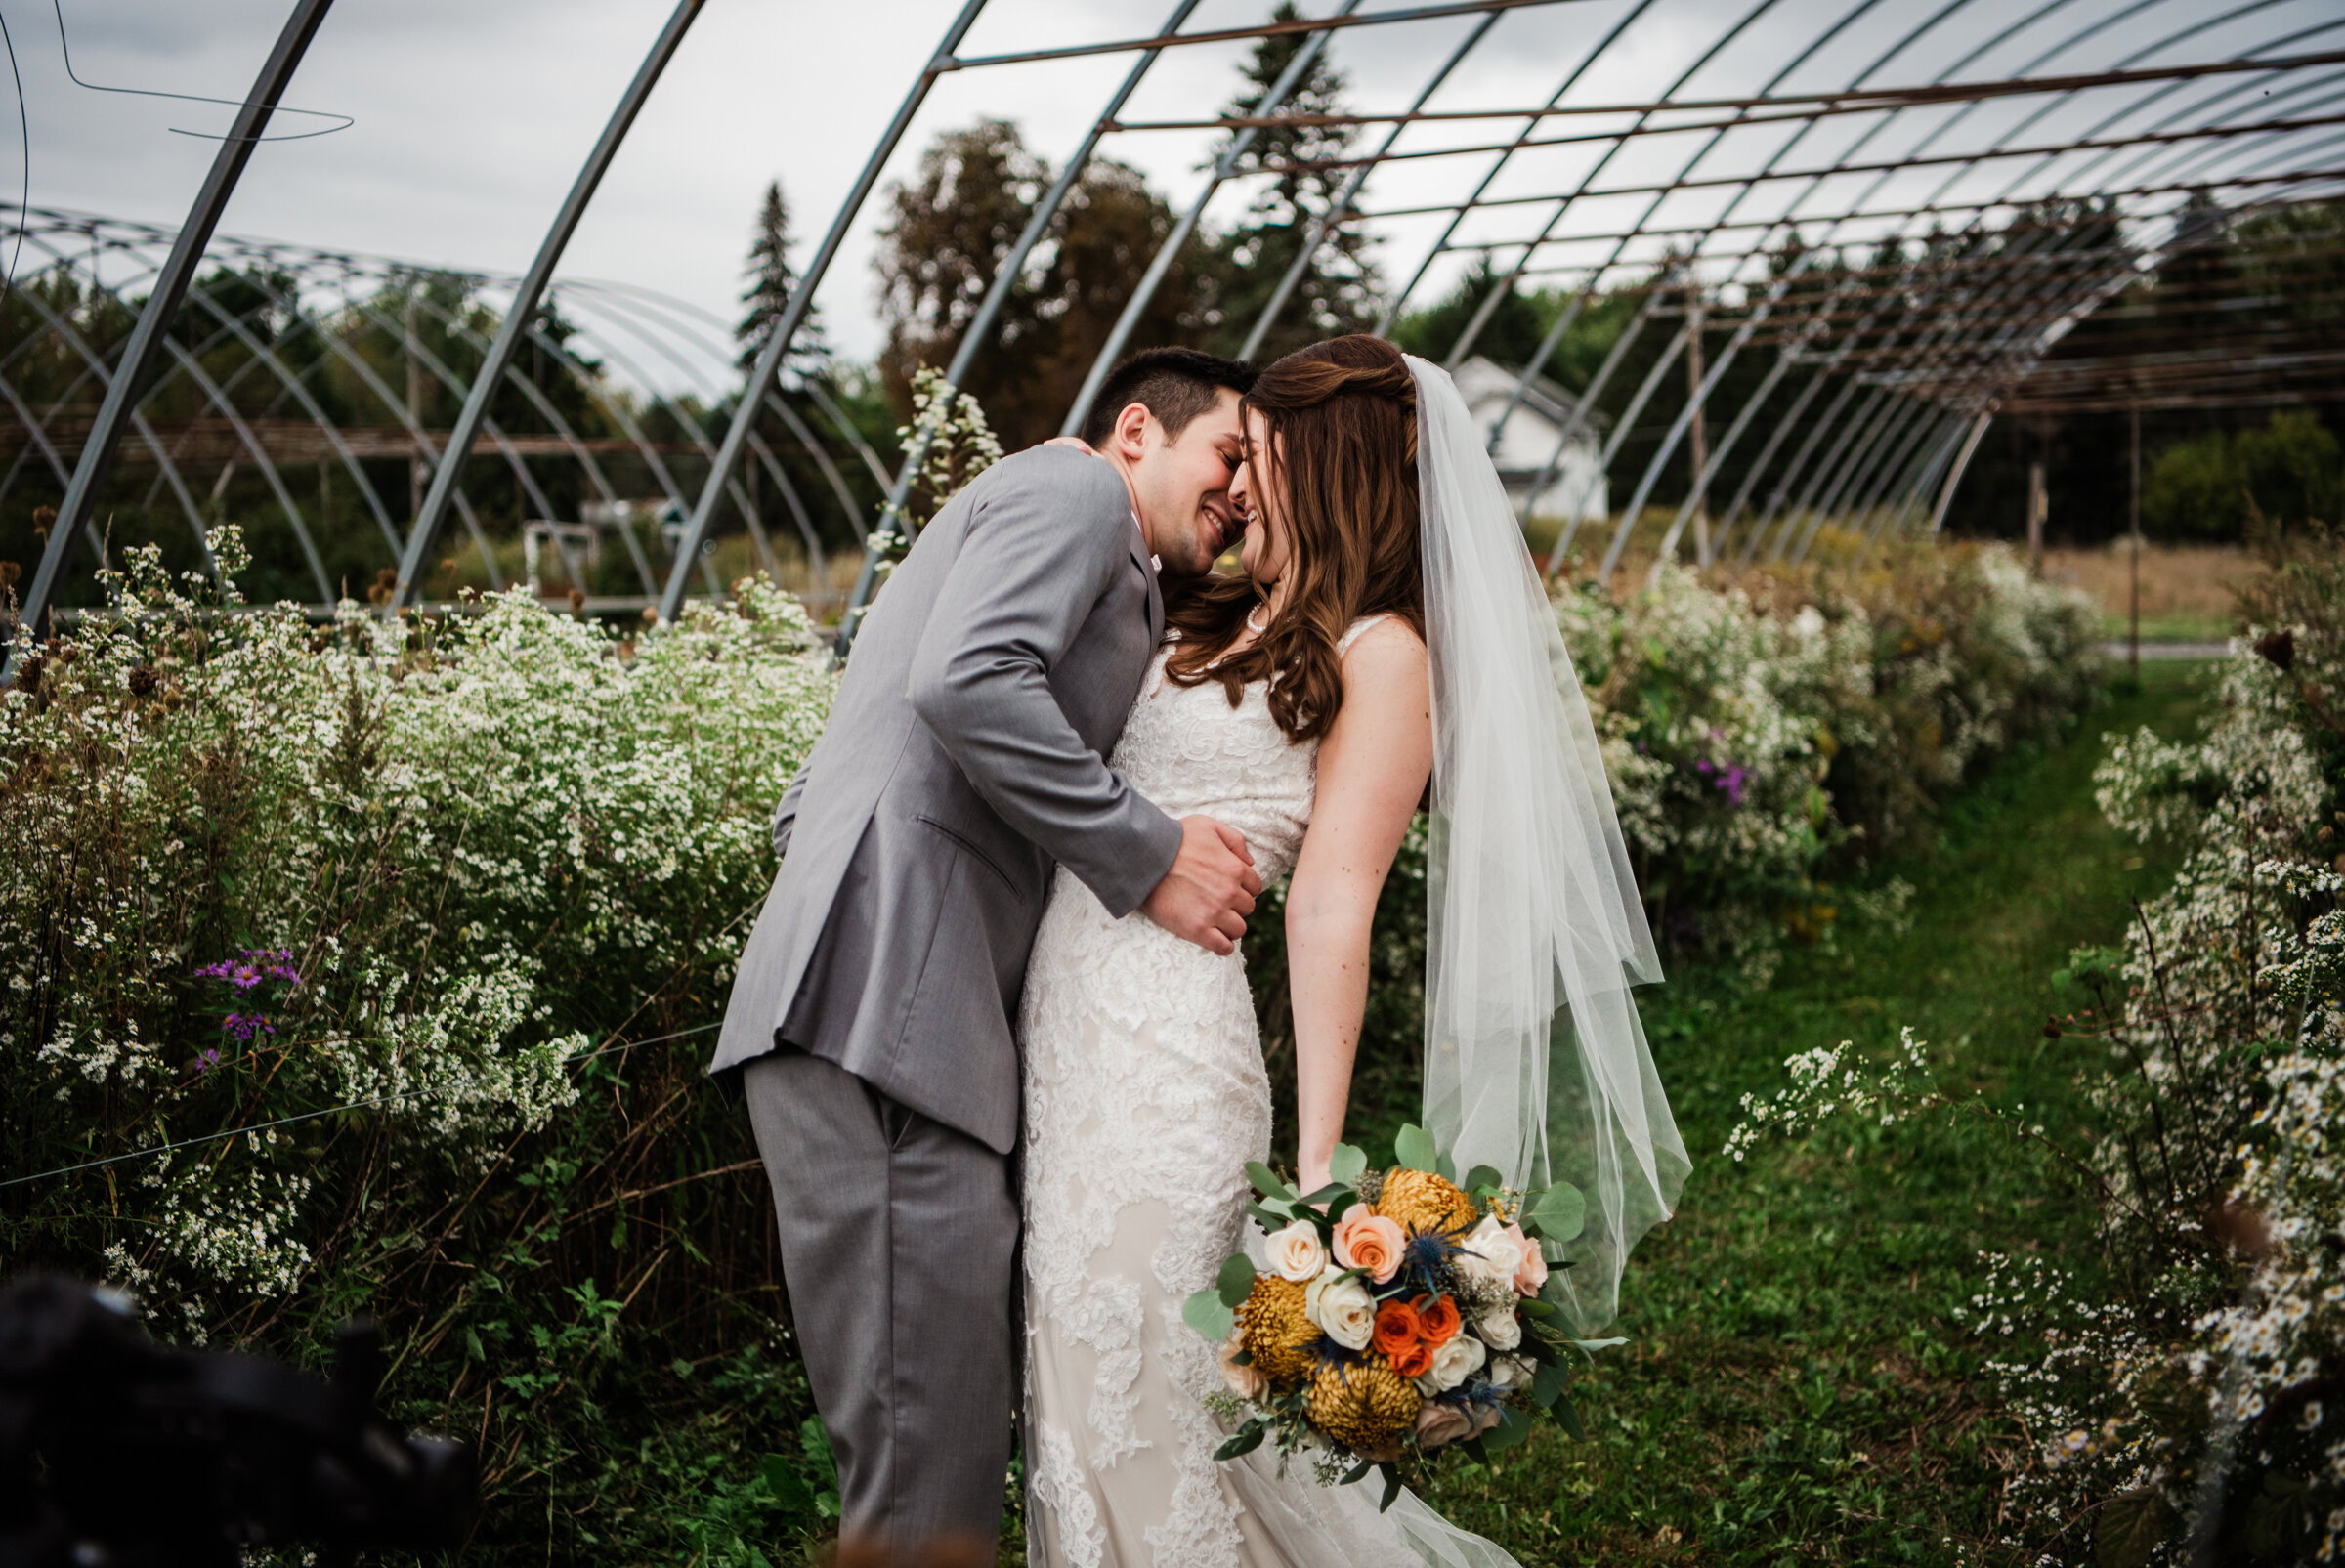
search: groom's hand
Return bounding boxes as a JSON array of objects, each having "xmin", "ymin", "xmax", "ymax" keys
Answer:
[{"xmin": 1141, "ymin": 815, "xmax": 1260, "ymax": 955}]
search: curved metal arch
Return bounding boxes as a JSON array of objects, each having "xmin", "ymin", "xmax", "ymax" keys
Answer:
[
  {"xmin": 1693, "ymin": 1, "xmax": 2345, "ymax": 564},
  {"xmin": 395, "ymin": 0, "xmax": 704, "ymax": 606},
  {"xmin": 544, "ymin": 278, "xmax": 850, "ymax": 563},
  {"xmin": 16, "ymin": 229, "xmax": 342, "ymax": 601},
  {"xmin": 1651, "ymin": 1, "xmax": 2250, "ymax": 561},
  {"xmin": 0, "ymin": 255, "xmax": 221, "ymax": 576},
  {"xmin": 390, "ymin": 279, "xmax": 665, "ymax": 593},
  {"xmin": 1779, "ymin": 53, "xmax": 2345, "ymax": 554},
  {"xmin": 11, "ymin": 0, "xmax": 332, "ymax": 663},
  {"xmin": 31, "ymin": 228, "xmax": 512, "ymax": 589},
  {"xmin": 1372, "ymin": 0, "xmax": 1670, "ymax": 336}
]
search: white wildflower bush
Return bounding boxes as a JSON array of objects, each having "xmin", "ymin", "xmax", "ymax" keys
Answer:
[
  {"xmin": 0, "ymin": 534, "xmax": 841, "ymax": 1559},
  {"xmin": 1725, "ymin": 538, "xmax": 2345, "ymax": 1566},
  {"xmin": 1554, "ymin": 540, "xmax": 2101, "ymax": 980}
]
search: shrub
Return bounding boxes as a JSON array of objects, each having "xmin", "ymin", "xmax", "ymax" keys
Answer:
[
  {"xmin": 2143, "ymin": 411, "xmax": 2344, "ymax": 541},
  {"xmin": 0, "ymin": 536, "xmax": 843, "ymax": 1560}
]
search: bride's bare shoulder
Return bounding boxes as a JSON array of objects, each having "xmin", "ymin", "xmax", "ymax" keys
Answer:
[{"xmin": 1337, "ymin": 614, "xmax": 1427, "ymax": 663}]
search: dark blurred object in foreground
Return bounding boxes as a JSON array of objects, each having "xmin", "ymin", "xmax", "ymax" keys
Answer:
[
  {"xmin": 0, "ymin": 1274, "xmax": 475, "ymax": 1568},
  {"xmin": 826, "ymin": 1534, "xmax": 993, "ymax": 1568}
]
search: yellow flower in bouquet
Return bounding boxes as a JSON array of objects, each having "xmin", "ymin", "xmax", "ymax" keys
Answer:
[
  {"xmin": 1236, "ymin": 1274, "xmax": 1321, "ymax": 1389},
  {"xmin": 1306, "ymin": 1358, "xmax": 1423, "ymax": 1461},
  {"xmin": 1376, "ymin": 1167, "xmax": 1476, "ymax": 1238}
]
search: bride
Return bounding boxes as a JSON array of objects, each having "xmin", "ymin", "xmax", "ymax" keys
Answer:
[{"xmin": 1017, "ymin": 334, "xmax": 1688, "ymax": 1568}]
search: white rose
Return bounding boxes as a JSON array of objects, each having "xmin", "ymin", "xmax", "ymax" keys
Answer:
[
  {"xmin": 1304, "ymin": 1268, "xmax": 1377, "ymax": 1351},
  {"xmin": 1455, "ymin": 1215, "xmax": 1523, "ymax": 1292},
  {"xmin": 1414, "ymin": 1332, "xmax": 1487, "ymax": 1394},
  {"xmin": 1263, "ymin": 1219, "xmax": 1328, "ymax": 1284},
  {"xmin": 1476, "ymin": 1302, "xmax": 1521, "ymax": 1351},
  {"xmin": 1487, "ymin": 1353, "xmax": 1535, "ymax": 1390}
]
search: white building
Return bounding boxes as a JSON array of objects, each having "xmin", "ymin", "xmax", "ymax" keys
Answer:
[{"xmin": 1449, "ymin": 355, "xmax": 1609, "ymax": 528}]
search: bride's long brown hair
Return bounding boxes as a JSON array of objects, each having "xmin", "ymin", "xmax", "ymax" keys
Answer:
[{"xmin": 1162, "ymin": 334, "xmax": 1423, "ymax": 742}]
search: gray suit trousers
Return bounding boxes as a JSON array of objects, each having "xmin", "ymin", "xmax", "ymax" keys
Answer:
[{"xmin": 743, "ymin": 1048, "xmax": 1018, "ymax": 1549}]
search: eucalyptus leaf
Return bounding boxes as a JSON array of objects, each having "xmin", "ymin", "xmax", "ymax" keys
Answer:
[
  {"xmin": 1435, "ymin": 1150, "xmax": 1456, "ymax": 1182},
  {"xmin": 1556, "ymin": 1393, "xmax": 1586, "ymax": 1441},
  {"xmin": 1463, "ymin": 1165, "xmax": 1503, "ymax": 1195},
  {"xmin": 1326, "ymin": 1192, "xmax": 1359, "ymax": 1223},
  {"xmin": 1214, "ymin": 1423, "xmax": 1266, "ymax": 1462},
  {"xmin": 1246, "ymin": 1203, "xmax": 1294, "ymax": 1229},
  {"xmin": 1515, "ymin": 1297, "xmax": 1557, "ymax": 1320},
  {"xmin": 1378, "ymin": 1463, "xmax": 1402, "ymax": 1513},
  {"xmin": 1531, "ymin": 1359, "xmax": 1570, "ymax": 1410},
  {"xmin": 1181, "ymin": 1288, "xmax": 1234, "ymax": 1343},
  {"xmin": 1216, "ymin": 1253, "xmax": 1258, "ymax": 1308},
  {"xmin": 1338, "ymin": 1460, "xmax": 1374, "ymax": 1487},
  {"xmin": 1524, "ymin": 1182, "xmax": 1586, "ymax": 1244},
  {"xmin": 1245, "ymin": 1162, "xmax": 1295, "ymax": 1201},
  {"xmin": 1482, "ymin": 1406, "xmax": 1532, "ymax": 1453},
  {"xmin": 1300, "ymin": 1183, "xmax": 1349, "ymax": 1206},
  {"xmin": 1394, "ymin": 1124, "xmax": 1437, "ymax": 1173},
  {"xmin": 1569, "ymin": 1336, "xmax": 1629, "ymax": 1355},
  {"xmin": 1329, "ymin": 1142, "xmax": 1368, "ymax": 1184}
]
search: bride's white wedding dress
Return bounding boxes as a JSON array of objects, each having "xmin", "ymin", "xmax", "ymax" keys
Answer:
[{"xmin": 1019, "ymin": 621, "xmax": 1518, "ymax": 1568}]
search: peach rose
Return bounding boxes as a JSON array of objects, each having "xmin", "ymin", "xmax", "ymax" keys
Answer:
[
  {"xmin": 1219, "ymin": 1323, "xmax": 1268, "ymax": 1401},
  {"xmin": 1334, "ymin": 1211, "xmax": 1405, "ymax": 1284},
  {"xmin": 1507, "ymin": 1222, "xmax": 1547, "ymax": 1296}
]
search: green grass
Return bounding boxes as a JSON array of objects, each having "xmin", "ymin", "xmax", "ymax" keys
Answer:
[
  {"xmin": 2097, "ymin": 611, "xmax": 2238, "ymax": 643},
  {"xmin": 1408, "ymin": 661, "xmax": 2217, "ymax": 1566}
]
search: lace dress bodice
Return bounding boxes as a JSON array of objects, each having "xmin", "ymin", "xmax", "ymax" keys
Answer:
[{"xmin": 1111, "ymin": 639, "xmax": 1322, "ymax": 883}]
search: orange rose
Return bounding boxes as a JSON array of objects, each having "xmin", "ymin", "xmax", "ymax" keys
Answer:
[
  {"xmin": 1371, "ymin": 1298, "xmax": 1424, "ymax": 1360},
  {"xmin": 1413, "ymin": 1293, "xmax": 1462, "ymax": 1349},
  {"xmin": 1386, "ymin": 1339, "xmax": 1435, "ymax": 1379},
  {"xmin": 1335, "ymin": 1211, "xmax": 1406, "ymax": 1284}
]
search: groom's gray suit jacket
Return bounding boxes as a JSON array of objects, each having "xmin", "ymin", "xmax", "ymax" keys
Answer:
[{"xmin": 711, "ymin": 445, "xmax": 1184, "ymax": 1154}]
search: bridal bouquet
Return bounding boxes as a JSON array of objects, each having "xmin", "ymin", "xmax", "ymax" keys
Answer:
[{"xmin": 1184, "ymin": 1125, "xmax": 1603, "ymax": 1507}]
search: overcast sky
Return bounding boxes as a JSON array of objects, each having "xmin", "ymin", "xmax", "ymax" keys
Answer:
[{"xmin": 27, "ymin": 0, "xmax": 2324, "ymax": 394}]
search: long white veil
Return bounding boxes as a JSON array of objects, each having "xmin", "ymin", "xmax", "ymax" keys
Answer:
[{"xmin": 1407, "ymin": 354, "xmax": 1689, "ymax": 1337}]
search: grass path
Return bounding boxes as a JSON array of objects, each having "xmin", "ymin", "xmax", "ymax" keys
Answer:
[{"xmin": 1414, "ymin": 663, "xmax": 2215, "ymax": 1566}]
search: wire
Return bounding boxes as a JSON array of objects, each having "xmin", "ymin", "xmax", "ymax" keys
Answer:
[
  {"xmin": 53, "ymin": 0, "xmax": 352, "ymax": 144},
  {"xmin": 0, "ymin": 1021, "xmax": 723, "ymax": 1191},
  {"xmin": 0, "ymin": 9, "xmax": 22, "ymax": 307}
]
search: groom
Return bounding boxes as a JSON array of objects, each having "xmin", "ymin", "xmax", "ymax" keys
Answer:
[{"xmin": 712, "ymin": 347, "xmax": 1263, "ymax": 1552}]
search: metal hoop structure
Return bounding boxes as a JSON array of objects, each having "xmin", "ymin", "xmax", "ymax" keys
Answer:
[{"xmin": 9, "ymin": 0, "xmax": 2341, "ymax": 659}]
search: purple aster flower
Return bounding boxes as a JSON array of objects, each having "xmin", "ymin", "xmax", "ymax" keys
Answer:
[
  {"xmin": 1720, "ymin": 765, "xmax": 1749, "ymax": 807},
  {"xmin": 194, "ymin": 1047, "xmax": 222, "ymax": 1074}
]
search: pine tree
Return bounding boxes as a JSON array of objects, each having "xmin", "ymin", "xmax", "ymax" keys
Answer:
[
  {"xmin": 737, "ymin": 178, "xmax": 829, "ymax": 376},
  {"xmin": 1192, "ymin": 1, "xmax": 1383, "ymax": 361}
]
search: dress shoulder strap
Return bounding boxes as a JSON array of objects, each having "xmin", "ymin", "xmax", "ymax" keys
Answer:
[{"xmin": 1336, "ymin": 613, "xmax": 1394, "ymax": 657}]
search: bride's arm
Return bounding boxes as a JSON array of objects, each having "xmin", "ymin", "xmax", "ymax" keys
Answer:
[{"xmin": 1286, "ymin": 619, "xmax": 1433, "ymax": 1195}]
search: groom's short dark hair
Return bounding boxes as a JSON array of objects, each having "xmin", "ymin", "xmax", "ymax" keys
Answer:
[{"xmin": 1081, "ymin": 347, "xmax": 1257, "ymax": 447}]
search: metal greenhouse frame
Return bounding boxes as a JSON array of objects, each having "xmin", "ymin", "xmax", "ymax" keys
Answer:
[{"xmin": 9, "ymin": 0, "xmax": 2342, "ymax": 669}]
